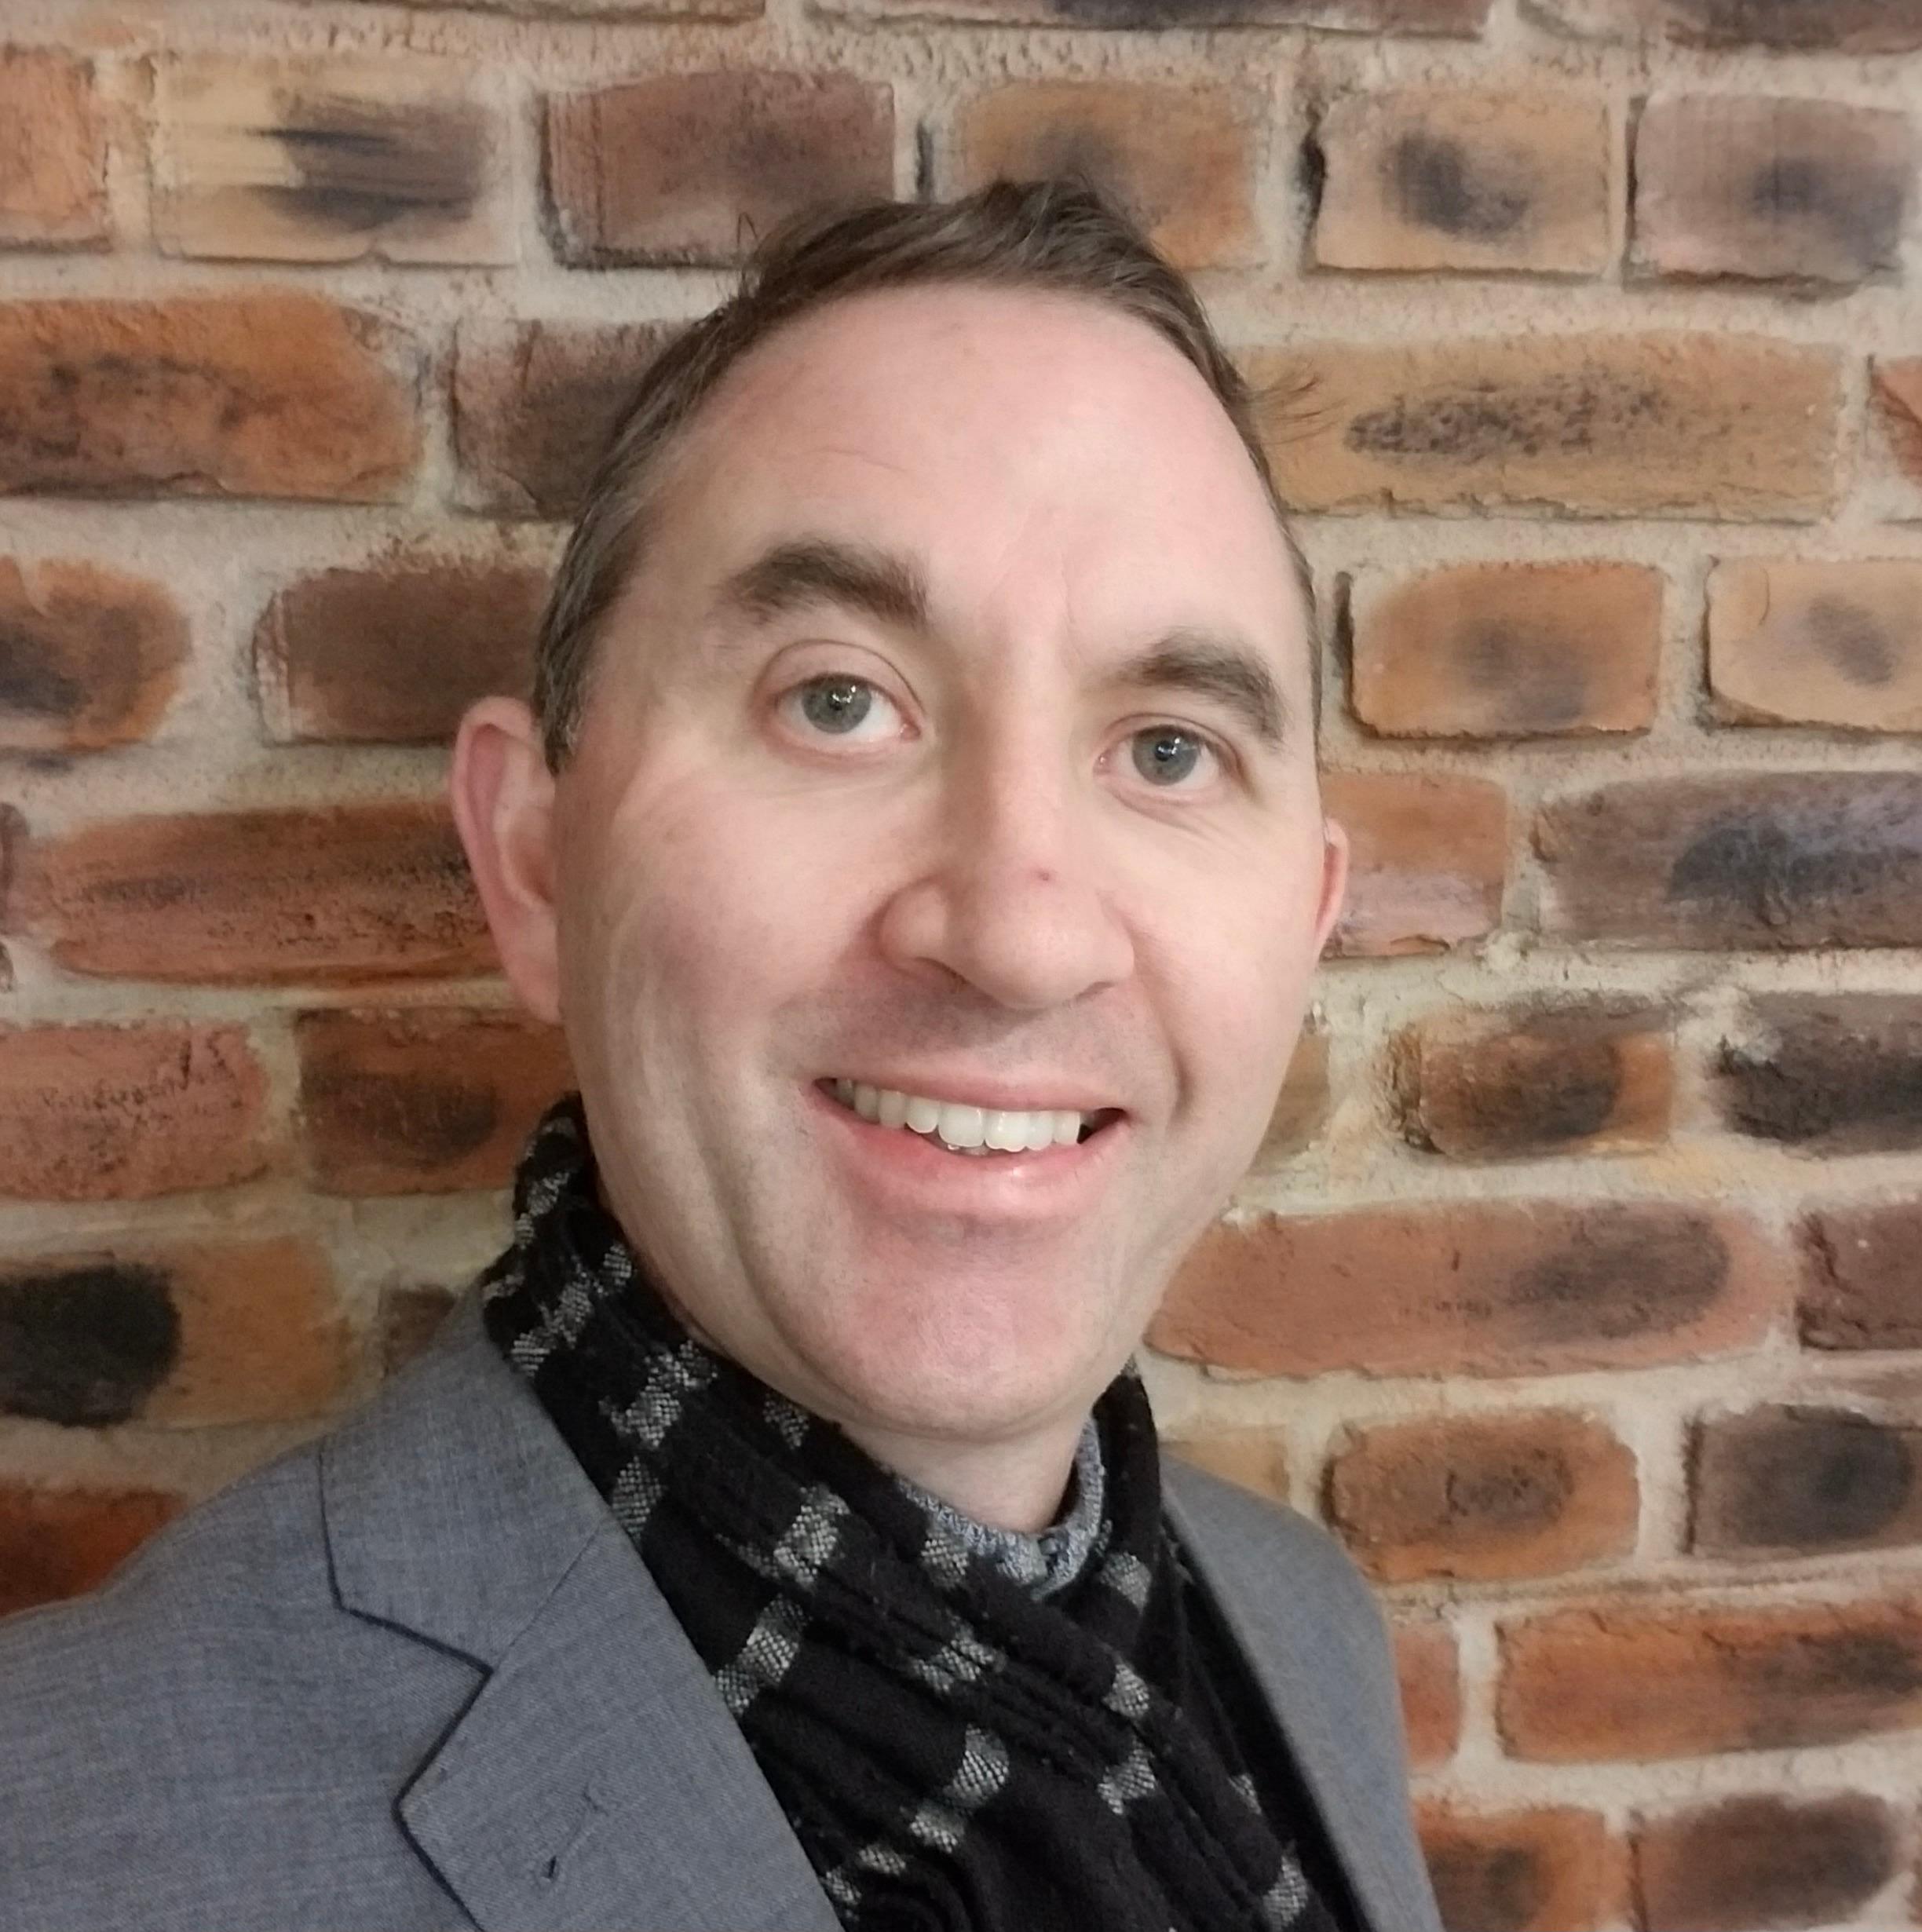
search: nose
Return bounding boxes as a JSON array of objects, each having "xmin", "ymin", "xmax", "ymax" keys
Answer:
[{"xmin": 874, "ymin": 747, "xmax": 1135, "ymax": 1012}]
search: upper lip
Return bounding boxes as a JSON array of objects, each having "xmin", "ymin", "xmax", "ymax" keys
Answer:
[{"xmin": 819, "ymin": 1073, "xmax": 1124, "ymax": 1116}]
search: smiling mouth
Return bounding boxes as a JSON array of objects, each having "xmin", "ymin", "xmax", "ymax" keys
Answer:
[{"xmin": 818, "ymin": 1079, "xmax": 1122, "ymax": 1156}]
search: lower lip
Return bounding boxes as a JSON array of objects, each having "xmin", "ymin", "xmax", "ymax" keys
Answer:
[{"xmin": 806, "ymin": 1083, "xmax": 1125, "ymax": 1220}]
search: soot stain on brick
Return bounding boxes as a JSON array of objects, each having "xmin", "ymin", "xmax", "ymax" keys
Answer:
[
  {"xmin": 1347, "ymin": 371, "xmax": 1667, "ymax": 465},
  {"xmin": 0, "ymin": 1260, "xmax": 179, "ymax": 1426},
  {"xmin": 1009, "ymin": 130, "xmax": 1131, "ymax": 212},
  {"xmin": 1716, "ymin": 1017, "xmax": 1922, "ymax": 1149},
  {"xmin": 1679, "ymin": 0, "xmax": 1891, "ymax": 47},
  {"xmin": 1434, "ymin": 1028, "xmax": 1624, "ymax": 1155},
  {"xmin": 27, "ymin": 352, "xmax": 236, "ymax": 474},
  {"xmin": 1043, "ymin": 0, "xmax": 1255, "ymax": 28},
  {"xmin": 0, "ymin": 625, "xmax": 86, "ymax": 718},
  {"xmin": 1737, "ymin": 1627, "xmax": 1922, "ymax": 1742},
  {"xmin": 269, "ymin": 93, "xmax": 484, "ymax": 234},
  {"xmin": 1709, "ymin": 1411, "xmax": 1913, "ymax": 1549},
  {"xmin": 1515, "ymin": 1041, "xmax": 1624, "ymax": 1145},
  {"xmin": 1459, "ymin": 619, "xmax": 1590, "ymax": 729},
  {"xmin": 724, "ymin": 115, "xmax": 820, "ymax": 211},
  {"xmin": 1512, "ymin": 1212, "xmax": 1726, "ymax": 1342},
  {"xmin": 308, "ymin": 1063, "xmax": 501, "ymax": 1169},
  {"xmin": 1387, "ymin": 133, "xmax": 1531, "ymax": 240},
  {"xmin": 1666, "ymin": 796, "xmax": 1920, "ymax": 934},
  {"xmin": 1747, "ymin": 153, "xmax": 1906, "ymax": 269},
  {"xmin": 1801, "ymin": 597, "xmax": 1898, "ymax": 686},
  {"xmin": 1446, "ymin": 1446, "xmax": 1573, "ymax": 1533},
  {"xmin": 1427, "ymin": 1843, "xmax": 1542, "ymax": 1932},
  {"xmin": 1655, "ymin": 1797, "xmax": 1894, "ymax": 1924}
]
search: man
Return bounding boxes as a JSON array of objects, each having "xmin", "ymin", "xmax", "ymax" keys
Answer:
[{"xmin": 0, "ymin": 179, "xmax": 1442, "ymax": 1932}]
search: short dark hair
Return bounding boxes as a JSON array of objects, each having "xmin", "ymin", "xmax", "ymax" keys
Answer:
[{"xmin": 531, "ymin": 176, "xmax": 1317, "ymax": 772}]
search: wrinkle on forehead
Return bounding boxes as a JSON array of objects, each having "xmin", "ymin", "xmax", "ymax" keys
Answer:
[{"xmin": 606, "ymin": 283, "xmax": 1310, "ymax": 710}]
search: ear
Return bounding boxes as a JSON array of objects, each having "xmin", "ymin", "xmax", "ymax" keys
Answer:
[
  {"xmin": 448, "ymin": 696, "xmax": 562, "ymax": 1025},
  {"xmin": 1311, "ymin": 810, "xmax": 1350, "ymax": 960}
]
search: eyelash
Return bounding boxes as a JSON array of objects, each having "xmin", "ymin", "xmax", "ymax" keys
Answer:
[{"xmin": 773, "ymin": 673, "xmax": 1234, "ymax": 791}]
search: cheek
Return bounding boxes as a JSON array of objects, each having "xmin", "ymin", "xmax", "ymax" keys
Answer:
[
  {"xmin": 1146, "ymin": 834, "xmax": 1326, "ymax": 1103},
  {"xmin": 577, "ymin": 776, "xmax": 857, "ymax": 1046}
]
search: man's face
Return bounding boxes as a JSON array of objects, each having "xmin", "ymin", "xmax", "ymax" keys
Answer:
[{"xmin": 548, "ymin": 285, "xmax": 1345, "ymax": 1456}]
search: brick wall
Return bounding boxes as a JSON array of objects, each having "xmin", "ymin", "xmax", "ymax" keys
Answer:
[{"xmin": 2, "ymin": 0, "xmax": 1920, "ymax": 1926}]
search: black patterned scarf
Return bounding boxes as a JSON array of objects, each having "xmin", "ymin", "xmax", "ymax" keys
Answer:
[{"xmin": 481, "ymin": 1091, "xmax": 1336, "ymax": 1932}]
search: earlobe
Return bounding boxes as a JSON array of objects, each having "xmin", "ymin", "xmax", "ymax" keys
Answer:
[{"xmin": 448, "ymin": 696, "xmax": 564, "ymax": 1025}]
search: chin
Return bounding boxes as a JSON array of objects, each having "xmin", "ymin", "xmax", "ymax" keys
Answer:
[{"xmin": 787, "ymin": 1287, "xmax": 1112, "ymax": 1447}]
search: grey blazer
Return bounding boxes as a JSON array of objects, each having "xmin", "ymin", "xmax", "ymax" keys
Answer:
[{"xmin": 0, "ymin": 1284, "xmax": 1442, "ymax": 1932}]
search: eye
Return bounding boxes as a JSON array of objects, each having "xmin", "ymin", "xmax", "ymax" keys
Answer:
[
  {"xmin": 1127, "ymin": 724, "xmax": 1222, "ymax": 789},
  {"xmin": 778, "ymin": 674, "xmax": 904, "ymax": 743}
]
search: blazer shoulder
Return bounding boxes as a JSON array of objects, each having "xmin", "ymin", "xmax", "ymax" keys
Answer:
[
  {"xmin": 1163, "ymin": 1456, "xmax": 1379, "ymax": 1614},
  {"xmin": 0, "ymin": 1430, "xmax": 331, "ymax": 1656},
  {"xmin": 0, "ymin": 1420, "xmax": 480, "ymax": 1930}
]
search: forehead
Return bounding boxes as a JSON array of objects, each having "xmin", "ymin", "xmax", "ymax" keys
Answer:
[{"xmin": 638, "ymin": 284, "xmax": 1304, "ymax": 643}]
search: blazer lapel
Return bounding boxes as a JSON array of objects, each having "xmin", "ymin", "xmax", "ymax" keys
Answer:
[
  {"xmin": 1163, "ymin": 1463, "xmax": 1443, "ymax": 1932},
  {"xmin": 322, "ymin": 1285, "xmax": 841, "ymax": 1932}
]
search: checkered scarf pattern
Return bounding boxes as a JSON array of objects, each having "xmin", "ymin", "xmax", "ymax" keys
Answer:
[{"xmin": 480, "ymin": 1092, "xmax": 1332, "ymax": 1932}]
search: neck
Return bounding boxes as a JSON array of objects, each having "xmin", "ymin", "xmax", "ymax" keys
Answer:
[
  {"xmin": 838, "ymin": 1415, "xmax": 1087, "ymax": 1533},
  {"xmin": 585, "ymin": 1163, "xmax": 1087, "ymax": 1535}
]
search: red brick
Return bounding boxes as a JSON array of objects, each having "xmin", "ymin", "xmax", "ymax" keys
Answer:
[
  {"xmin": 0, "ymin": 48, "xmax": 108, "ymax": 249},
  {"xmin": 380, "ymin": 1282, "xmax": 459, "ymax": 1375},
  {"xmin": 1802, "ymin": 1200, "xmax": 1922, "ymax": 1352},
  {"xmin": 1327, "ymin": 1410, "xmax": 1638, "ymax": 1583},
  {"xmin": 1633, "ymin": 95, "xmax": 1915, "ymax": 287},
  {"xmin": 0, "ymin": 556, "xmax": 188, "ymax": 751},
  {"xmin": 544, "ymin": 72, "xmax": 893, "ymax": 268},
  {"xmin": 0, "ymin": 1485, "xmax": 184, "ymax": 1616},
  {"xmin": 822, "ymin": 0, "xmax": 1486, "ymax": 26},
  {"xmin": 1349, "ymin": 562, "xmax": 1660, "ymax": 739},
  {"xmin": 1529, "ymin": 0, "xmax": 1922, "ymax": 50},
  {"xmin": 296, "ymin": 1006, "xmax": 572, "ymax": 1194},
  {"xmin": 1250, "ymin": 1023, "xmax": 1331, "ymax": 1172},
  {"xmin": 1632, "ymin": 1792, "xmax": 1896, "ymax": 1932},
  {"xmin": 9, "ymin": 801, "xmax": 494, "ymax": 984},
  {"xmin": 1391, "ymin": 1002, "xmax": 1672, "ymax": 1160},
  {"xmin": 1694, "ymin": 1406, "xmax": 1922, "ymax": 1560},
  {"xmin": 1708, "ymin": 559, "xmax": 1922, "ymax": 732},
  {"xmin": 0, "ymin": 1236, "xmax": 350, "ymax": 1428},
  {"xmin": 1872, "ymin": 358, "xmax": 1922, "ymax": 499},
  {"xmin": 0, "ymin": 295, "xmax": 419, "ymax": 501},
  {"xmin": 153, "ymin": 56, "xmax": 513, "ymax": 265},
  {"xmin": 1320, "ymin": 772, "xmax": 1507, "ymax": 956},
  {"xmin": 254, "ymin": 552, "xmax": 547, "ymax": 743},
  {"xmin": 1417, "ymin": 1805, "xmax": 1616, "ymax": 1932},
  {"xmin": 1394, "ymin": 1620, "xmax": 1462, "ymax": 1769},
  {"xmin": 1714, "ymin": 995, "xmax": 1922, "ymax": 1156},
  {"xmin": 1245, "ymin": 335, "xmax": 1839, "ymax": 519},
  {"xmin": 0, "ymin": 1021, "xmax": 271, "ymax": 1200},
  {"xmin": 954, "ymin": 81, "xmax": 1260, "ymax": 271},
  {"xmin": 452, "ymin": 317, "xmax": 676, "ymax": 520},
  {"xmin": 1312, "ymin": 89, "xmax": 1610, "ymax": 277},
  {"xmin": 1498, "ymin": 1598, "xmax": 1922, "ymax": 1761},
  {"xmin": 1151, "ymin": 1200, "xmax": 1785, "ymax": 1379},
  {"xmin": 1535, "ymin": 774, "xmax": 1922, "ymax": 951}
]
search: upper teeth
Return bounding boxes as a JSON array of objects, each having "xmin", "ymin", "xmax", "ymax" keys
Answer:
[{"xmin": 831, "ymin": 1079, "xmax": 1086, "ymax": 1152}]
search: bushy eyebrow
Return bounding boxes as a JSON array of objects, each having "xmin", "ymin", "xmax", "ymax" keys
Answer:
[
  {"xmin": 1110, "ymin": 633, "xmax": 1289, "ymax": 750},
  {"xmin": 710, "ymin": 534, "xmax": 1291, "ymax": 751},
  {"xmin": 714, "ymin": 536, "xmax": 931, "ymax": 634}
]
